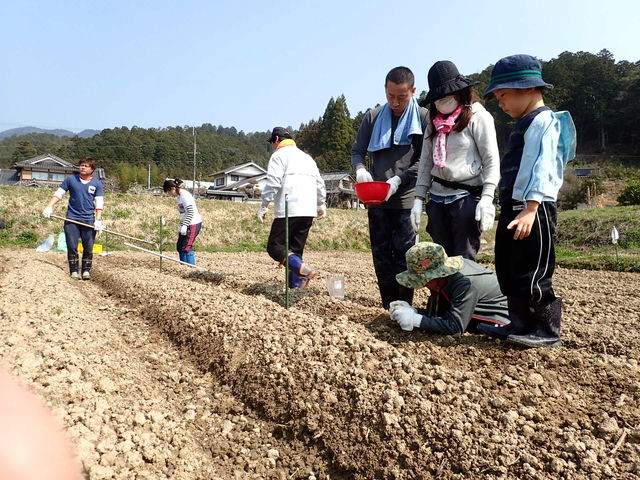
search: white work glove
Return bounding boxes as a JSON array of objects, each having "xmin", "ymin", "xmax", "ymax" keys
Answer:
[
  {"xmin": 179, "ymin": 224, "xmax": 188, "ymax": 235},
  {"xmin": 42, "ymin": 207, "xmax": 53, "ymax": 218},
  {"xmin": 410, "ymin": 198, "xmax": 423, "ymax": 234},
  {"xmin": 355, "ymin": 166, "xmax": 373, "ymax": 184},
  {"xmin": 317, "ymin": 204, "xmax": 327, "ymax": 219},
  {"xmin": 257, "ymin": 205, "xmax": 268, "ymax": 223},
  {"xmin": 384, "ymin": 176, "xmax": 402, "ymax": 201},
  {"xmin": 391, "ymin": 306, "xmax": 423, "ymax": 331},
  {"xmin": 475, "ymin": 195, "xmax": 496, "ymax": 232},
  {"xmin": 94, "ymin": 219, "xmax": 105, "ymax": 232},
  {"xmin": 389, "ymin": 300, "xmax": 411, "ymax": 314}
]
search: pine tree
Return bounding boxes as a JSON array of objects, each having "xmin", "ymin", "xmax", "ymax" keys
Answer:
[
  {"xmin": 11, "ymin": 140, "xmax": 38, "ymax": 163},
  {"xmin": 316, "ymin": 95, "xmax": 356, "ymax": 172}
]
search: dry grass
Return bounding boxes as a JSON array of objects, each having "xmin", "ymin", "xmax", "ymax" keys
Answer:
[{"xmin": 0, "ymin": 186, "xmax": 372, "ymax": 251}]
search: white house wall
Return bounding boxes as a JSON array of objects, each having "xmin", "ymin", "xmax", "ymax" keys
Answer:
[{"xmin": 232, "ymin": 166, "xmax": 265, "ymax": 177}]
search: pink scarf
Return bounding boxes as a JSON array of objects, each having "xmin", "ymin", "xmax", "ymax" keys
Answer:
[{"xmin": 432, "ymin": 105, "xmax": 463, "ymax": 168}]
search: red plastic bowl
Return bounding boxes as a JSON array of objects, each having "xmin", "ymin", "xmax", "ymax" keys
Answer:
[{"xmin": 354, "ymin": 181, "xmax": 390, "ymax": 206}]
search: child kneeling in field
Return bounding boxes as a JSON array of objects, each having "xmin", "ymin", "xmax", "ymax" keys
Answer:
[
  {"xmin": 477, "ymin": 54, "xmax": 577, "ymax": 348},
  {"xmin": 390, "ymin": 242, "xmax": 510, "ymax": 334}
]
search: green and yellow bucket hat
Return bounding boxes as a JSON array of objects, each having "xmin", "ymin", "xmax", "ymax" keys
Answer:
[{"xmin": 396, "ymin": 242, "xmax": 463, "ymax": 289}]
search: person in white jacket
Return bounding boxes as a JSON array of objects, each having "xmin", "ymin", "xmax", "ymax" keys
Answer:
[
  {"xmin": 413, "ymin": 61, "xmax": 500, "ymax": 261},
  {"xmin": 258, "ymin": 127, "xmax": 327, "ymax": 288}
]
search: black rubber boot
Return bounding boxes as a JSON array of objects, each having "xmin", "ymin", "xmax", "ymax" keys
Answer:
[
  {"xmin": 507, "ymin": 297, "xmax": 562, "ymax": 348},
  {"xmin": 477, "ymin": 296, "xmax": 534, "ymax": 339},
  {"xmin": 67, "ymin": 253, "xmax": 79, "ymax": 275},
  {"xmin": 81, "ymin": 254, "xmax": 92, "ymax": 276}
]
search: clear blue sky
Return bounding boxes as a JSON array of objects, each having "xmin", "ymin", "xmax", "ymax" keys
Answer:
[{"xmin": 1, "ymin": 0, "xmax": 638, "ymax": 134}]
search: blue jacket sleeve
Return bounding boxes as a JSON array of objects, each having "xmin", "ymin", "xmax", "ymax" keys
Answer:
[{"xmin": 513, "ymin": 110, "xmax": 577, "ymax": 202}]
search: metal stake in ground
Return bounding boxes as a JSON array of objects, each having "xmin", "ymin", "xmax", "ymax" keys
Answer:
[
  {"xmin": 159, "ymin": 216, "xmax": 166, "ymax": 272},
  {"xmin": 285, "ymin": 194, "xmax": 289, "ymax": 309}
]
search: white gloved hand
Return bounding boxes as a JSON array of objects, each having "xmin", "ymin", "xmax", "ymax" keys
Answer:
[
  {"xmin": 257, "ymin": 205, "xmax": 268, "ymax": 223},
  {"xmin": 94, "ymin": 219, "xmax": 105, "ymax": 232},
  {"xmin": 410, "ymin": 198, "xmax": 423, "ymax": 233},
  {"xmin": 355, "ymin": 166, "xmax": 373, "ymax": 184},
  {"xmin": 384, "ymin": 176, "xmax": 402, "ymax": 201},
  {"xmin": 389, "ymin": 300, "xmax": 411, "ymax": 314},
  {"xmin": 179, "ymin": 224, "xmax": 188, "ymax": 235},
  {"xmin": 391, "ymin": 306, "xmax": 423, "ymax": 331},
  {"xmin": 317, "ymin": 204, "xmax": 327, "ymax": 220},
  {"xmin": 42, "ymin": 207, "xmax": 53, "ymax": 218},
  {"xmin": 475, "ymin": 194, "xmax": 496, "ymax": 232}
]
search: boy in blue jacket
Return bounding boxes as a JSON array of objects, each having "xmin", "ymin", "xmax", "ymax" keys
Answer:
[{"xmin": 477, "ymin": 55, "xmax": 576, "ymax": 348}]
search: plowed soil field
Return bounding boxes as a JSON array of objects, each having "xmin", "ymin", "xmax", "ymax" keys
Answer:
[{"xmin": 1, "ymin": 248, "xmax": 639, "ymax": 480}]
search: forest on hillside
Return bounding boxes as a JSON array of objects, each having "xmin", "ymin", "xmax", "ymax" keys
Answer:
[{"xmin": 1, "ymin": 49, "xmax": 638, "ymax": 190}]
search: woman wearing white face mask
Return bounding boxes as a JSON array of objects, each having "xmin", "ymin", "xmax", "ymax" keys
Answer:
[{"xmin": 412, "ymin": 60, "xmax": 500, "ymax": 261}]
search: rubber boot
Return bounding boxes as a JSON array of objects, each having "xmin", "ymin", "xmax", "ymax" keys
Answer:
[
  {"xmin": 179, "ymin": 251, "xmax": 188, "ymax": 263},
  {"xmin": 507, "ymin": 297, "xmax": 562, "ymax": 348},
  {"xmin": 67, "ymin": 253, "xmax": 79, "ymax": 275},
  {"xmin": 185, "ymin": 251, "xmax": 196, "ymax": 265},
  {"xmin": 287, "ymin": 253, "xmax": 317, "ymax": 288},
  {"xmin": 477, "ymin": 296, "xmax": 535, "ymax": 339},
  {"xmin": 81, "ymin": 255, "xmax": 92, "ymax": 276}
]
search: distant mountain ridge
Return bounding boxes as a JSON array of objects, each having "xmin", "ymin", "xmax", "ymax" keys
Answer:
[{"xmin": 0, "ymin": 126, "xmax": 100, "ymax": 140}]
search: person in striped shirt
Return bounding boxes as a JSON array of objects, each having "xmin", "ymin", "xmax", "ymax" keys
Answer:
[{"xmin": 163, "ymin": 179, "xmax": 202, "ymax": 265}]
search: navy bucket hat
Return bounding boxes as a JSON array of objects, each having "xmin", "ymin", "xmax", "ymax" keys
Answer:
[{"xmin": 484, "ymin": 54, "xmax": 553, "ymax": 97}]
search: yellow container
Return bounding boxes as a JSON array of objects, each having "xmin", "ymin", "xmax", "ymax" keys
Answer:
[{"xmin": 78, "ymin": 243, "xmax": 103, "ymax": 254}]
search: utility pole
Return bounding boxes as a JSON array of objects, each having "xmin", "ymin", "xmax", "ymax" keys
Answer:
[
  {"xmin": 147, "ymin": 164, "xmax": 151, "ymax": 189},
  {"xmin": 192, "ymin": 127, "xmax": 197, "ymax": 195}
]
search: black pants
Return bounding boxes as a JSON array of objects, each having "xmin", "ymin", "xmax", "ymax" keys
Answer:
[
  {"xmin": 368, "ymin": 208, "xmax": 415, "ymax": 286},
  {"xmin": 267, "ymin": 217, "xmax": 314, "ymax": 263},
  {"xmin": 64, "ymin": 221, "xmax": 96, "ymax": 273},
  {"xmin": 495, "ymin": 201, "xmax": 557, "ymax": 303},
  {"xmin": 176, "ymin": 223, "xmax": 201, "ymax": 253},
  {"xmin": 426, "ymin": 195, "xmax": 481, "ymax": 261}
]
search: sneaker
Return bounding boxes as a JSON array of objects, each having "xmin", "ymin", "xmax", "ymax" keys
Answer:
[
  {"xmin": 70, "ymin": 272, "xmax": 79, "ymax": 280},
  {"xmin": 82, "ymin": 271, "xmax": 91, "ymax": 280}
]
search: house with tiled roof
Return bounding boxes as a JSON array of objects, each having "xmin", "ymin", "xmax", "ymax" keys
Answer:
[
  {"xmin": 10, "ymin": 153, "xmax": 79, "ymax": 187},
  {"xmin": 206, "ymin": 161, "xmax": 267, "ymax": 201},
  {"xmin": 209, "ymin": 161, "xmax": 267, "ymax": 190},
  {"xmin": 321, "ymin": 172, "xmax": 358, "ymax": 208}
]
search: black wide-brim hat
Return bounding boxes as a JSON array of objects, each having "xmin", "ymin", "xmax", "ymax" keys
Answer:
[
  {"xmin": 419, "ymin": 60, "xmax": 479, "ymax": 107},
  {"xmin": 483, "ymin": 54, "xmax": 553, "ymax": 98}
]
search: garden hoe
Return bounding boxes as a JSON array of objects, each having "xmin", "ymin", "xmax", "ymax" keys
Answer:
[
  {"xmin": 124, "ymin": 242, "xmax": 209, "ymax": 271},
  {"xmin": 49, "ymin": 214, "xmax": 157, "ymax": 247}
]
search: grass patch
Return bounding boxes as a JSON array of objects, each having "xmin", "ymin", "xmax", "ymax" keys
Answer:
[{"xmin": 16, "ymin": 231, "xmax": 39, "ymax": 247}]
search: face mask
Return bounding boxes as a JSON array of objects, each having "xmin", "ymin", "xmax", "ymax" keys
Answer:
[{"xmin": 434, "ymin": 96, "xmax": 459, "ymax": 115}]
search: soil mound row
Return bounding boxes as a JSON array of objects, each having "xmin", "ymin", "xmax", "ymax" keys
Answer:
[
  {"xmin": 0, "ymin": 252, "xmax": 338, "ymax": 480},
  {"xmin": 95, "ymin": 254, "xmax": 640, "ymax": 480}
]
